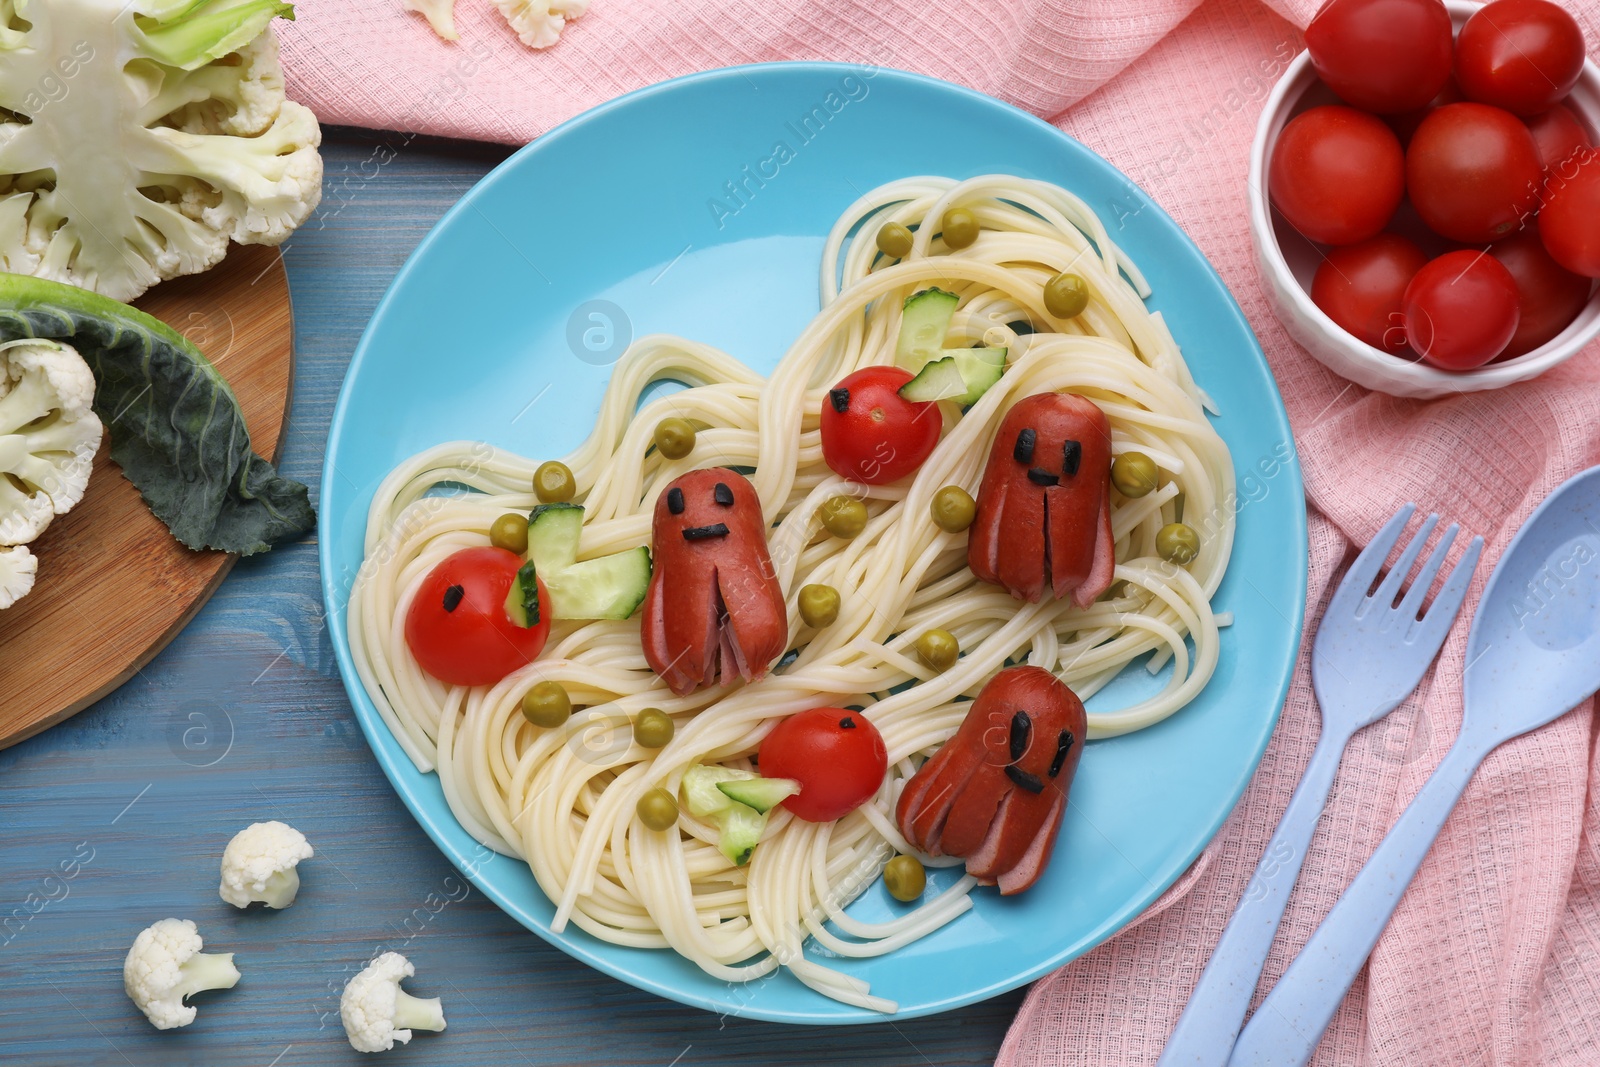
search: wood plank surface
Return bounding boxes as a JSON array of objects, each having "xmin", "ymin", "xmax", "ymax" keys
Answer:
[
  {"xmin": 0, "ymin": 244, "xmax": 294, "ymax": 749},
  {"xmin": 0, "ymin": 129, "xmax": 1020, "ymax": 1067}
]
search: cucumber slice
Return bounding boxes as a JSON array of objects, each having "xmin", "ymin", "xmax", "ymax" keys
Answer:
[
  {"xmin": 681, "ymin": 765, "xmax": 754, "ymax": 818},
  {"xmin": 895, "ymin": 288, "xmax": 959, "ymax": 370},
  {"xmin": 502, "ymin": 559, "xmax": 541, "ymax": 628},
  {"xmin": 716, "ymin": 777, "xmax": 801, "ymax": 814},
  {"xmin": 898, "ymin": 347, "xmax": 1007, "ymax": 405},
  {"xmin": 718, "ymin": 803, "xmax": 767, "ymax": 866},
  {"xmin": 543, "ymin": 545, "xmax": 652, "ymax": 620},
  {"xmin": 526, "ymin": 503, "xmax": 584, "ymax": 572}
]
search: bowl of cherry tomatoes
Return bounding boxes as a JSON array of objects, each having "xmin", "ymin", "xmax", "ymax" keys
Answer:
[{"xmin": 1250, "ymin": 0, "xmax": 1600, "ymax": 398}]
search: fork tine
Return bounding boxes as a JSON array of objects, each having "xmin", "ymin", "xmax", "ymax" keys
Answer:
[
  {"xmin": 1326, "ymin": 503, "xmax": 1416, "ymax": 618},
  {"xmin": 1372, "ymin": 513, "xmax": 1439, "ymax": 609},
  {"xmin": 1409, "ymin": 534, "xmax": 1484, "ymax": 644},
  {"xmin": 1396, "ymin": 522, "xmax": 1459, "ymax": 620}
]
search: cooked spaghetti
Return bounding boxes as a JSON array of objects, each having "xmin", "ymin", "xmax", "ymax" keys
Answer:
[{"xmin": 347, "ymin": 175, "xmax": 1235, "ymax": 1012}]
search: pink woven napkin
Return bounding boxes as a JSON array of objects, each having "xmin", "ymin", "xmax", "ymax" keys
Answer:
[{"xmin": 278, "ymin": 1, "xmax": 1600, "ymax": 1060}]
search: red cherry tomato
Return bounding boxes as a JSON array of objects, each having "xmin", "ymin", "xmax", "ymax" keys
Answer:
[
  {"xmin": 1456, "ymin": 0, "xmax": 1586, "ymax": 117},
  {"xmin": 820, "ymin": 366, "xmax": 941, "ymax": 484},
  {"xmin": 758, "ymin": 708, "xmax": 887, "ymax": 822},
  {"xmin": 1407, "ymin": 103, "xmax": 1543, "ymax": 243},
  {"xmin": 1526, "ymin": 104, "xmax": 1592, "ymax": 172},
  {"xmin": 1539, "ymin": 148, "xmax": 1600, "ymax": 277},
  {"xmin": 1305, "ymin": 0, "xmax": 1454, "ymax": 113},
  {"xmin": 404, "ymin": 547, "xmax": 550, "ymax": 687},
  {"xmin": 1490, "ymin": 230, "xmax": 1593, "ymax": 357},
  {"xmin": 1311, "ymin": 234, "xmax": 1429, "ymax": 352},
  {"xmin": 1403, "ymin": 251, "xmax": 1521, "ymax": 369},
  {"xmin": 1269, "ymin": 106, "xmax": 1405, "ymax": 245}
]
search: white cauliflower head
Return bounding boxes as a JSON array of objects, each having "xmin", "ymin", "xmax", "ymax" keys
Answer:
[
  {"xmin": 0, "ymin": 0, "xmax": 322, "ymax": 301},
  {"xmin": 123, "ymin": 918, "xmax": 241, "ymax": 1030},
  {"xmin": 0, "ymin": 542, "xmax": 35, "ymax": 608},
  {"xmin": 0, "ymin": 340, "xmax": 101, "ymax": 547},
  {"xmin": 493, "ymin": 0, "xmax": 589, "ymax": 49},
  {"xmin": 340, "ymin": 951, "xmax": 447, "ymax": 1053},
  {"xmin": 405, "ymin": 0, "xmax": 460, "ymax": 41},
  {"xmin": 219, "ymin": 820, "xmax": 314, "ymax": 909}
]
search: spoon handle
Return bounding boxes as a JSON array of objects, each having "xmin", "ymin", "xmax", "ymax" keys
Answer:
[
  {"xmin": 1157, "ymin": 728, "xmax": 1350, "ymax": 1067},
  {"xmin": 1226, "ymin": 739, "xmax": 1486, "ymax": 1067}
]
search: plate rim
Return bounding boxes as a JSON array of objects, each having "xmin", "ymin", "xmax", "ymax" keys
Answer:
[{"xmin": 319, "ymin": 60, "xmax": 1309, "ymax": 1024}]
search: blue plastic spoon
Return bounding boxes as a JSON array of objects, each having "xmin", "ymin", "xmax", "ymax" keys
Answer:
[{"xmin": 1229, "ymin": 465, "xmax": 1600, "ymax": 1066}]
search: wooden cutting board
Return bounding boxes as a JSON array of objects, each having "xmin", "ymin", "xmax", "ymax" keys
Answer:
[{"xmin": 0, "ymin": 245, "xmax": 294, "ymax": 750}]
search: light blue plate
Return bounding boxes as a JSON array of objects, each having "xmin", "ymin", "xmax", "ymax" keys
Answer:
[{"xmin": 320, "ymin": 63, "xmax": 1308, "ymax": 1024}]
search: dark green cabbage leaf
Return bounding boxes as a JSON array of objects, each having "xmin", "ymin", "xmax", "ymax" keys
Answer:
[{"xmin": 0, "ymin": 273, "xmax": 314, "ymax": 555}]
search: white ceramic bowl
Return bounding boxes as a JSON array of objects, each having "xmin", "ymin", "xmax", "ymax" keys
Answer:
[{"xmin": 1249, "ymin": 0, "xmax": 1600, "ymax": 399}]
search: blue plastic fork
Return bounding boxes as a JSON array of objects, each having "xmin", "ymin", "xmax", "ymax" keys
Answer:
[{"xmin": 1157, "ymin": 504, "xmax": 1483, "ymax": 1067}]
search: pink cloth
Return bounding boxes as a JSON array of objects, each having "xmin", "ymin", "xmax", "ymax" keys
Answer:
[{"xmin": 278, "ymin": 1, "xmax": 1600, "ymax": 1061}]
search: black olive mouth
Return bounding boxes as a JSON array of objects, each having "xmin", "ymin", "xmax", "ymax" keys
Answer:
[{"xmin": 682, "ymin": 522, "xmax": 730, "ymax": 541}]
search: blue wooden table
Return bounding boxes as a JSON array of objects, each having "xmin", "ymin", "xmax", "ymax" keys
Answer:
[{"xmin": 0, "ymin": 128, "xmax": 1021, "ymax": 1067}]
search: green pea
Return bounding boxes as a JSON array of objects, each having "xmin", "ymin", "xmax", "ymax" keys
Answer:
[
  {"xmin": 914, "ymin": 628, "xmax": 959, "ymax": 672},
  {"xmin": 876, "ymin": 221, "xmax": 914, "ymax": 258},
  {"xmin": 818, "ymin": 495, "xmax": 868, "ymax": 539},
  {"xmin": 798, "ymin": 584, "xmax": 841, "ymax": 628},
  {"xmin": 1156, "ymin": 522, "xmax": 1201, "ymax": 566},
  {"xmin": 632, "ymin": 708, "xmax": 675, "ymax": 749},
  {"xmin": 930, "ymin": 485, "xmax": 976, "ymax": 533},
  {"xmin": 637, "ymin": 788, "xmax": 679, "ymax": 831},
  {"xmin": 941, "ymin": 207, "xmax": 980, "ymax": 250},
  {"xmin": 489, "ymin": 512, "xmax": 528, "ymax": 554},
  {"xmin": 1044, "ymin": 272, "xmax": 1089, "ymax": 319},
  {"xmin": 1111, "ymin": 452, "xmax": 1159, "ymax": 498},
  {"xmin": 533, "ymin": 461, "xmax": 575, "ymax": 503},
  {"xmin": 654, "ymin": 418, "xmax": 697, "ymax": 460},
  {"xmin": 521, "ymin": 681, "xmax": 572, "ymax": 728},
  {"xmin": 882, "ymin": 854, "xmax": 926, "ymax": 902}
]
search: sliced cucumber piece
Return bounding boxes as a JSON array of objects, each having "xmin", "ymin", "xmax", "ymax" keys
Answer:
[
  {"xmin": 681, "ymin": 765, "xmax": 754, "ymax": 819},
  {"xmin": 716, "ymin": 776, "xmax": 801, "ymax": 814},
  {"xmin": 895, "ymin": 288, "xmax": 959, "ymax": 370},
  {"xmin": 503, "ymin": 559, "xmax": 541, "ymax": 628},
  {"xmin": 543, "ymin": 545, "xmax": 652, "ymax": 621},
  {"xmin": 717, "ymin": 803, "xmax": 767, "ymax": 866},
  {"xmin": 526, "ymin": 502, "xmax": 584, "ymax": 573},
  {"xmin": 898, "ymin": 347, "xmax": 1007, "ymax": 405}
]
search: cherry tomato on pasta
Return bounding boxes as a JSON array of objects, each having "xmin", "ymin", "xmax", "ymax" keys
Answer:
[
  {"xmin": 1311, "ymin": 234, "xmax": 1429, "ymax": 352},
  {"xmin": 1491, "ymin": 229, "xmax": 1593, "ymax": 357},
  {"xmin": 1456, "ymin": 0, "xmax": 1586, "ymax": 117},
  {"xmin": 1403, "ymin": 251, "xmax": 1521, "ymax": 369},
  {"xmin": 1526, "ymin": 104, "xmax": 1591, "ymax": 173},
  {"xmin": 1269, "ymin": 106, "xmax": 1405, "ymax": 245},
  {"xmin": 820, "ymin": 366, "xmax": 941, "ymax": 484},
  {"xmin": 405, "ymin": 546, "xmax": 550, "ymax": 687},
  {"xmin": 759, "ymin": 707, "xmax": 887, "ymax": 822},
  {"xmin": 1539, "ymin": 148, "xmax": 1600, "ymax": 277},
  {"xmin": 1305, "ymin": 0, "xmax": 1454, "ymax": 114},
  {"xmin": 1407, "ymin": 103, "xmax": 1544, "ymax": 243}
]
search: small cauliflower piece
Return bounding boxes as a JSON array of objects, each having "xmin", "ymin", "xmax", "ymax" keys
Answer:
[
  {"xmin": 493, "ymin": 0, "xmax": 588, "ymax": 49},
  {"xmin": 341, "ymin": 952, "xmax": 447, "ymax": 1053},
  {"xmin": 0, "ymin": 543, "xmax": 36, "ymax": 609},
  {"xmin": 404, "ymin": 0, "xmax": 460, "ymax": 40},
  {"xmin": 123, "ymin": 918, "xmax": 241, "ymax": 1030},
  {"xmin": 219, "ymin": 820, "xmax": 314, "ymax": 909},
  {"xmin": 0, "ymin": 340, "xmax": 102, "ymax": 555}
]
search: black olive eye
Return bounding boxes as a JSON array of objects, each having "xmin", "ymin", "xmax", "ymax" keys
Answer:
[
  {"xmin": 1049, "ymin": 730, "xmax": 1075, "ymax": 777},
  {"xmin": 442, "ymin": 584, "xmax": 465, "ymax": 612},
  {"xmin": 1062, "ymin": 440, "xmax": 1082, "ymax": 477},
  {"xmin": 829, "ymin": 387, "xmax": 850, "ymax": 413},
  {"xmin": 666, "ymin": 487, "xmax": 685, "ymax": 514},
  {"xmin": 838, "ymin": 716, "xmax": 857, "ymax": 729},
  {"xmin": 1008, "ymin": 709, "xmax": 1032, "ymax": 761},
  {"xmin": 713, "ymin": 482, "xmax": 734, "ymax": 507},
  {"xmin": 1013, "ymin": 428, "xmax": 1036, "ymax": 464}
]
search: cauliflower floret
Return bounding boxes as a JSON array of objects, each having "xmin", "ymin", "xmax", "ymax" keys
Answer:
[
  {"xmin": 493, "ymin": 0, "xmax": 589, "ymax": 49},
  {"xmin": 0, "ymin": 542, "xmax": 35, "ymax": 609},
  {"xmin": 0, "ymin": 340, "xmax": 102, "ymax": 548},
  {"xmin": 219, "ymin": 820, "xmax": 314, "ymax": 909},
  {"xmin": 123, "ymin": 918, "xmax": 241, "ymax": 1030},
  {"xmin": 340, "ymin": 952, "xmax": 447, "ymax": 1053},
  {"xmin": 405, "ymin": 0, "xmax": 460, "ymax": 41}
]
